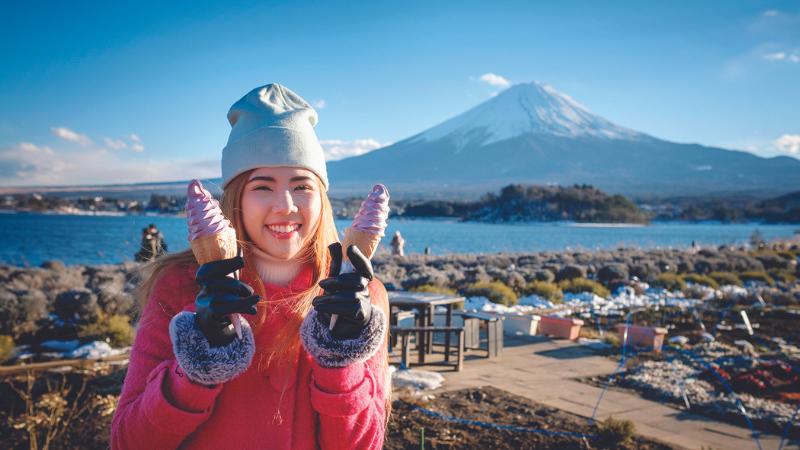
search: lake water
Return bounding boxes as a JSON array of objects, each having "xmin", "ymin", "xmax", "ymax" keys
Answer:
[{"xmin": 0, "ymin": 211, "xmax": 797, "ymax": 267}]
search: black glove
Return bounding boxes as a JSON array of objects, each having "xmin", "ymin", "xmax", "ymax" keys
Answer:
[
  {"xmin": 195, "ymin": 256, "xmax": 259, "ymax": 347},
  {"xmin": 312, "ymin": 243, "xmax": 374, "ymax": 340}
]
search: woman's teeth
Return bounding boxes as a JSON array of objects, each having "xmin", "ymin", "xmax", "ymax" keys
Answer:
[{"xmin": 267, "ymin": 224, "xmax": 300, "ymax": 233}]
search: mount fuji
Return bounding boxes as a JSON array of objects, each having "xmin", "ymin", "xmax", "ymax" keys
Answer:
[{"xmin": 328, "ymin": 82, "xmax": 800, "ymax": 198}]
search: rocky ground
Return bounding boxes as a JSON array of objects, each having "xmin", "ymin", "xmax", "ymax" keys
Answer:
[
  {"xmin": 0, "ymin": 366, "xmax": 675, "ymax": 449},
  {"xmin": 584, "ymin": 342, "xmax": 799, "ymax": 437},
  {"xmin": 387, "ymin": 386, "xmax": 675, "ymax": 449},
  {"xmin": 0, "ymin": 242, "xmax": 798, "ymax": 446},
  {"xmin": 370, "ymin": 244, "xmax": 798, "ymax": 296}
]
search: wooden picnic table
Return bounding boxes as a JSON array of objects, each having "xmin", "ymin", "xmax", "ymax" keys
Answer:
[{"xmin": 388, "ymin": 291, "xmax": 465, "ymax": 364}]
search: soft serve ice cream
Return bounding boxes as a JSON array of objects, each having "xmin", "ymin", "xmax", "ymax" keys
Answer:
[{"xmin": 186, "ymin": 179, "xmax": 242, "ymax": 337}]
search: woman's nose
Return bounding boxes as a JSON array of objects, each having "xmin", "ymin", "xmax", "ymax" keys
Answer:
[{"xmin": 272, "ymin": 190, "xmax": 298, "ymax": 214}]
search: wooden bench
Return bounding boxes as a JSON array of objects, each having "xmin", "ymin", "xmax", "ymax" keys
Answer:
[
  {"xmin": 460, "ymin": 311, "xmax": 503, "ymax": 359},
  {"xmin": 388, "ymin": 309, "xmax": 417, "ymax": 350},
  {"xmin": 390, "ymin": 326, "xmax": 464, "ymax": 372}
]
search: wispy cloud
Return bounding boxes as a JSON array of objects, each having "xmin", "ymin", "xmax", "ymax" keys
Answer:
[
  {"xmin": 51, "ymin": 126, "xmax": 92, "ymax": 146},
  {"xmin": 52, "ymin": 126, "xmax": 144, "ymax": 152},
  {"xmin": 478, "ymin": 73, "xmax": 511, "ymax": 88},
  {"xmin": 104, "ymin": 134, "xmax": 145, "ymax": 152},
  {"xmin": 313, "ymin": 99, "xmax": 327, "ymax": 109},
  {"xmin": 773, "ymin": 134, "xmax": 800, "ymax": 156},
  {"xmin": 763, "ymin": 51, "xmax": 800, "ymax": 63},
  {"xmin": 0, "ymin": 142, "xmax": 65, "ymax": 184},
  {"xmin": 319, "ymin": 138, "xmax": 389, "ymax": 161},
  {"xmin": 103, "ymin": 137, "xmax": 128, "ymax": 150},
  {"xmin": 0, "ymin": 141, "xmax": 212, "ymax": 187},
  {"xmin": 128, "ymin": 134, "xmax": 144, "ymax": 152},
  {"xmin": 723, "ymin": 10, "xmax": 800, "ymax": 77}
]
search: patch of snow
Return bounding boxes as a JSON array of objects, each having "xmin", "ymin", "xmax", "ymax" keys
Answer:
[
  {"xmin": 719, "ymin": 285, "xmax": 748, "ymax": 300},
  {"xmin": 578, "ymin": 338, "xmax": 612, "ymax": 350},
  {"xmin": 64, "ymin": 341, "xmax": 127, "ymax": 359},
  {"xmin": 668, "ymin": 336, "xmax": 690, "ymax": 345},
  {"xmin": 391, "ymin": 367, "xmax": 445, "ymax": 391},
  {"xmin": 518, "ymin": 294, "xmax": 554, "ymax": 309},
  {"xmin": 40, "ymin": 339, "xmax": 81, "ymax": 352}
]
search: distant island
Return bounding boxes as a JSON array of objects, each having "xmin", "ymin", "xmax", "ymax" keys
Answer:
[
  {"xmin": 3, "ymin": 184, "xmax": 799, "ymax": 224},
  {"xmin": 397, "ymin": 184, "xmax": 648, "ymax": 223},
  {"xmin": 392, "ymin": 185, "xmax": 800, "ymax": 224}
]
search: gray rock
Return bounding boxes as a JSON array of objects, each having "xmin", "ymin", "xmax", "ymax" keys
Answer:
[
  {"xmin": 597, "ymin": 264, "xmax": 628, "ymax": 284},
  {"xmin": 556, "ymin": 264, "xmax": 586, "ymax": 282},
  {"xmin": 533, "ymin": 270, "xmax": 555, "ymax": 283}
]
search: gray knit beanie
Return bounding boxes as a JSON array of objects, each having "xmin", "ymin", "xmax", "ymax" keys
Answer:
[{"xmin": 221, "ymin": 84, "xmax": 328, "ymax": 190}]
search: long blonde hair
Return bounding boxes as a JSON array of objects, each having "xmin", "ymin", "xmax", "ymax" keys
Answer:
[{"xmin": 135, "ymin": 170, "xmax": 392, "ymax": 421}]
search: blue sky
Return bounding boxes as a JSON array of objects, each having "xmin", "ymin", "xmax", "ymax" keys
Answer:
[{"xmin": 1, "ymin": 0, "xmax": 798, "ymax": 187}]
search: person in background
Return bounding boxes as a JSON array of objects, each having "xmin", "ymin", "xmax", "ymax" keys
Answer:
[
  {"xmin": 135, "ymin": 224, "xmax": 168, "ymax": 262},
  {"xmin": 112, "ymin": 83, "xmax": 390, "ymax": 449},
  {"xmin": 390, "ymin": 230, "xmax": 405, "ymax": 256}
]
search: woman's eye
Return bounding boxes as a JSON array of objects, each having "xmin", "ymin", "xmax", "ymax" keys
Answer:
[
  {"xmin": 294, "ymin": 185, "xmax": 313, "ymax": 191},
  {"xmin": 253, "ymin": 186, "xmax": 272, "ymax": 191}
]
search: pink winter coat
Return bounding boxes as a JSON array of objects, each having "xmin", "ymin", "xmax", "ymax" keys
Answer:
[{"xmin": 111, "ymin": 263, "xmax": 389, "ymax": 450}]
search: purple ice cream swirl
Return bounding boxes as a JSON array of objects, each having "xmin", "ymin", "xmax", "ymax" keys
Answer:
[
  {"xmin": 186, "ymin": 179, "xmax": 231, "ymax": 241},
  {"xmin": 352, "ymin": 184, "xmax": 390, "ymax": 237}
]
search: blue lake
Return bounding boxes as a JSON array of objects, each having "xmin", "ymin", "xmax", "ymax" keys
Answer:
[{"xmin": 0, "ymin": 211, "xmax": 797, "ymax": 267}]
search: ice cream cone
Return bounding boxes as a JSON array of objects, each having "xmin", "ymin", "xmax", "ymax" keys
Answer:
[
  {"xmin": 329, "ymin": 185, "xmax": 390, "ymax": 331},
  {"xmin": 190, "ymin": 227, "xmax": 238, "ymax": 264},
  {"xmin": 342, "ymin": 227, "xmax": 382, "ymax": 260},
  {"xmin": 186, "ymin": 179, "xmax": 243, "ymax": 339}
]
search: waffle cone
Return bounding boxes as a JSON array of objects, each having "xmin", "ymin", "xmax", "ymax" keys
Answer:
[
  {"xmin": 343, "ymin": 227, "xmax": 382, "ymax": 259},
  {"xmin": 190, "ymin": 227, "xmax": 238, "ymax": 264}
]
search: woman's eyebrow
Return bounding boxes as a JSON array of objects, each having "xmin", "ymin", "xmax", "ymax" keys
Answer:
[
  {"xmin": 247, "ymin": 175, "xmax": 314, "ymax": 184},
  {"xmin": 247, "ymin": 176, "xmax": 275, "ymax": 183}
]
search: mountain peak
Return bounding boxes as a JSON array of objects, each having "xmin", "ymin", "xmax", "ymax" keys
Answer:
[{"xmin": 412, "ymin": 81, "xmax": 643, "ymax": 145}]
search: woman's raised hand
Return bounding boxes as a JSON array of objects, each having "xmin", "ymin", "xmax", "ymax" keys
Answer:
[
  {"xmin": 313, "ymin": 243, "xmax": 374, "ymax": 339},
  {"xmin": 194, "ymin": 256, "xmax": 259, "ymax": 347}
]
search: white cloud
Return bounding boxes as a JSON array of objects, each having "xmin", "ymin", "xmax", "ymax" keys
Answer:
[
  {"xmin": 319, "ymin": 138, "xmax": 389, "ymax": 161},
  {"xmin": 18, "ymin": 142, "xmax": 54, "ymax": 155},
  {"xmin": 103, "ymin": 137, "xmax": 128, "ymax": 150},
  {"xmin": 51, "ymin": 126, "xmax": 92, "ymax": 146},
  {"xmin": 763, "ymin": 51, "xmax": 800, "ymax": 63},
  {"xmin": 764, "ymin": 52, "xmax": 786, "ymax": 61},
  {"xmin": 0, "ymin": 141, "xmax": 216, "ymax": 187},
  {"xmin": 313, "ymin": 99, "xmax": 327, "ymax": 109},
  {"xmin": 773, "ymin": 134, "xmax": 800, "ymax": 155},
  {"xmin": 0, "ymin": 142, "xmax": 65, "ymax": 184},
  {"xmin": 478, "ymin": 73, "xmax": 511, "ymax": 88},
  {"xmin": 763, "ymin": 10, "xmax": 779, "ymax": 17},
  {"xmin": 128, "ymin": 134, "xmax": 144, "ymax": 152}
]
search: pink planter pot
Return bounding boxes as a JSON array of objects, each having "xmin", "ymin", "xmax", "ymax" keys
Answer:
[
  {"xmin": 615, "ymin": 324, "xmax": 668, "ymax": 352},
  {"xmin": 538, "ymin": 316, "xmax": 584, "ymax": 340}
]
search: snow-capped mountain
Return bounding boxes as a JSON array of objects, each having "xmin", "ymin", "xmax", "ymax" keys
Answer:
[
  {"xmin": 411, "ymin": 82, "xmax": 643, "ymax": 146},
  {"xmin": 328, "ymin": 82, "xmax": 800, "ymax": 198}
]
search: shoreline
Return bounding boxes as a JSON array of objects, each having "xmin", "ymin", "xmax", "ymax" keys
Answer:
[{"xmin": 2, "ymin": 208, "xmax": 798, "ymax": 227}]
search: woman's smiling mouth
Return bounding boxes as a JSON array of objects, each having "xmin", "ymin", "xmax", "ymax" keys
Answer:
[{"xmin": 266, "ymin": 222, "xmax": 301, "ymax": 239}]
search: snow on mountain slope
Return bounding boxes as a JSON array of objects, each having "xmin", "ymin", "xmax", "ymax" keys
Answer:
[{"xmin": 410, "ymin": 82, "xmax": 645, "ymax": 146}]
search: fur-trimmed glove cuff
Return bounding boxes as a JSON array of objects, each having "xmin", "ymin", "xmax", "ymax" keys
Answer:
[
  {"xmin": 300, "ymin": 306, "xmax": 386, "ymax": 368},
  {"xmin": 168, "ymin": 311, "xmax": 256, "ymax": 386}
]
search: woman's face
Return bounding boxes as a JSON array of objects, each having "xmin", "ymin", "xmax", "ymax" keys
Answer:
[{"xmin": 241, "ymin": 167, "xmax": 322, "ymax": 260}]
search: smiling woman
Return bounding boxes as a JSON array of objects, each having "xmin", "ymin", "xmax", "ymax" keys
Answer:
[
  {"xmin": 242, "ymin": 168, "xmax": 322, "ymax": 262},
  {"xmin": 111, "ymin": 84, "xmax": 391, "ymax": 450}
]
